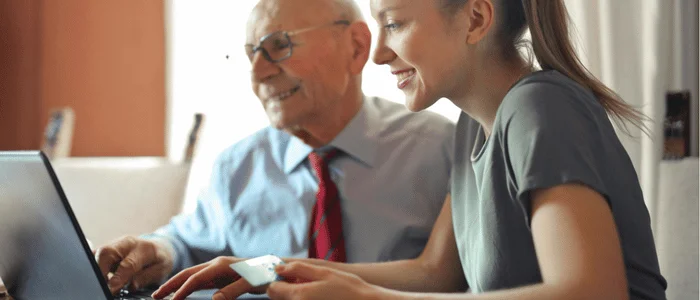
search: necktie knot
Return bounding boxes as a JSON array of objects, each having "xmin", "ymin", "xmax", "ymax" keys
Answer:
[
  {"xmin": 308, "ymin": 149, "xmax": 339, "ymax": 180},
  {"xmin": 309, "ymin": 148, "xmax": 339, "ymax": 164}
]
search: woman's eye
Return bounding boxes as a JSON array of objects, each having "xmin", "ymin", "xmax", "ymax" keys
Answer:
[{"xmin": 383, "ymin": 23, "xmax": 400, "ymax": 31}]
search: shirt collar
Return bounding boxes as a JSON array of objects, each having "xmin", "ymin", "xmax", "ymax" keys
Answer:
[{"xmin": 283, "ymin": 97, "xmax": 378, "ymax": 174}]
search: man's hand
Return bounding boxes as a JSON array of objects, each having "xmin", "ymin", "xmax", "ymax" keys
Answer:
[
  {"xmin": 151, "ymin": 256, "xmax": 266, "ymax": 300},
  {"xmin": 94, "ymin": 236, "xmax": 175, "ymax": 295}
]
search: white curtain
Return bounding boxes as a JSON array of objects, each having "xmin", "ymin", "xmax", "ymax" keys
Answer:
[
  {"xmin": 565, "ymin": 1, "xmax": 698, "ymax": 298},
  {"xmin": 566, "ymin": 0, "xmax": 665, "ymax": 211}
]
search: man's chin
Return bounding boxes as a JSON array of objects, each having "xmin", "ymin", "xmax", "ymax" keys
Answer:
[
  {"xmin": 267, "ymin": 118, "xmax": 299, "ymax": 132},
  {"xmin": 269, "ymin": 122, "xmax": 286, "ymax": 130},
  {"xmin": 266, "ymin": 110, "xmax": 307, "ymax": 130},
  {"xmin": 266, "ymin": 113, "xmax": 288, "ymax": 129}
]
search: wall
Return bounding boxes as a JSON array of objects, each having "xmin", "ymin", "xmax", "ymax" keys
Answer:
[
  {"xmin": 0, "ymin": 0, "xmax": 43, "ymax": 151},
  {"xmin": 0, "ymin": 0, "xmax": 165, "ymax": 157}
]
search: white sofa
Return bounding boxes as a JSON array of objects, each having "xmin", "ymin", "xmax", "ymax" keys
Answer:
[
  {"xmin": 51, "ymin": 157, "xmax": 191, "ymax": 247},
  {"xmin": 655, "ymin": 158, "xmax": 699, "ymax": 300}
]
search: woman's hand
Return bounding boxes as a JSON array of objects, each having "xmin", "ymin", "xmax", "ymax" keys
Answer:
[
  {"xmin": 267, "ymin": 262, "xmax": 384, "ymax": 300},
  {"xmin": 151, "ymin": 256, "xmax": 264, "ymax": 300}
]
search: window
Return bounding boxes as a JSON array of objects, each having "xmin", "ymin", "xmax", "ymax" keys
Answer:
[{"xmin": 167, "ymin": 1, "xmax": 460, "ymax": 209}]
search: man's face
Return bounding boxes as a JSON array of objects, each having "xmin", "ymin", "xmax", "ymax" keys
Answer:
[{"xmin": 246, "ymin": 0, "xmax": 353, "ymax": 130}]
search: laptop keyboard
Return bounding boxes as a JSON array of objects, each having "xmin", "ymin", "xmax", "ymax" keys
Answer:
[{"xmin": 116, "ymin": 288, "xmax": 172, "ymax": 300}]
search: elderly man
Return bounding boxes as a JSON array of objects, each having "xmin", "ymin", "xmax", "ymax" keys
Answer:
[{"xmin": 95, "ymin": 0, "xmax": 454, "ymax": 295}]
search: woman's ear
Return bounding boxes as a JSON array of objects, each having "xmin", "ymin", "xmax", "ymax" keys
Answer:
[
  {"xmin": 347, "ymin": 21, "xmax": 372, "ymax": 75},
  {"xmin": 464, "ymin": 0, "xmax": 495, "ymax": 44}
]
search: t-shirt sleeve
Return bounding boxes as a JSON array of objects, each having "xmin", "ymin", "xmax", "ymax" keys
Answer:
[{"xmin": 499, "ymin": 80, "xmax": 610, "ymax": 223}]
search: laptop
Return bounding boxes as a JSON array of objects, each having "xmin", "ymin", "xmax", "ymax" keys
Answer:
[{"xmin": 0, "ymin": 151, "xmax": 268, "ymax": 299}]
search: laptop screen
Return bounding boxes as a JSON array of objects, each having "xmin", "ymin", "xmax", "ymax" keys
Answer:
[{"xmin": 0, "ymin": 152, "xmax": 111, "ymax": 299}]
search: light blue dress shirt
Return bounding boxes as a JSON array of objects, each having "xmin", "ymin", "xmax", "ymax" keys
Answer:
[{"xmin": 152, "ymin": 97, "xmax": 454, "ymax": 273}]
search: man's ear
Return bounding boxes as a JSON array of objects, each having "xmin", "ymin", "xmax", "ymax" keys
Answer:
[
  {"xmin": 347, "ymin": 21, "xmax": 371, "ymax": 75},
  {"xmin": 463, "ymin": 0, "xmax": 495, "ymax": 44}
]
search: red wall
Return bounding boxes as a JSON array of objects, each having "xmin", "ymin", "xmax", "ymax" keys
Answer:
[{"xmin": 0, "ymin": 0, "xmax": 165, "ymax": 156}]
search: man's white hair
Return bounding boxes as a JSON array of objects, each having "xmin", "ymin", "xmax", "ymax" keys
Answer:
[{"xmin": 331, "ymin": 0, "xmax": 364, "ymax": 22}]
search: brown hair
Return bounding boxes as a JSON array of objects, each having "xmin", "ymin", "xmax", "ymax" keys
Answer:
[{"xmin": 441, "ymin": 0, "xmax": 648, "ymax": 135}]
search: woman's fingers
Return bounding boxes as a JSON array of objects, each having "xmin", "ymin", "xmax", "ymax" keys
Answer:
[
  {"xmin": 167, "ymin": 262, "xmax": 239, "ymax": 300},
  {"xmin": 211, "ymin": 279, "xmax": 255, "ymax": 300},
  {"xmin": 275, "ymin": 262, "xmax": 329, "ymax": 282},
  {"xmin": 151, "ymin": 263, "xmax": 208, "ymax": 298}
]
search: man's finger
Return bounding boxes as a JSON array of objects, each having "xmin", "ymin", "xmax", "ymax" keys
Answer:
[
  {"xmin": 108, "ymin": 247, "xmax": 149, "ymax": 294},
  {"xmin": 95, "ymin": 246, "xmax": 121, "ymax": 280},
  {"xmin": 130, "ymin": 264, "xmax": 169, "ymax": 291},
  {"xmin": 152, "ymin": 264, "xmax": 209, "ymax": 299},
  {"xmin": 96, "ymin": 237, "xmax": 141, "ymax": 281},
  {"xmin": 274, "ymin": 262, "xmax": 328, "ymax": 282}
]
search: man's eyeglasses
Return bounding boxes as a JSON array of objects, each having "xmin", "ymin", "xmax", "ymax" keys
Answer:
[{"xmin": 244, "ymin": 20, "xmax": 350, "ymax": 63}]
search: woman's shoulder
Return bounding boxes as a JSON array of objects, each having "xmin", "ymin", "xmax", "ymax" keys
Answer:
[{"xmin": 496, "ymin": 70, "xmax": 606, "ymax": 130}]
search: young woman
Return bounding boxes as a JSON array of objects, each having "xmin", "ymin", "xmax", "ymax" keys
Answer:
[{"xmin": 153, "ymin": 0, "xmax": 667, "ymax": 299}]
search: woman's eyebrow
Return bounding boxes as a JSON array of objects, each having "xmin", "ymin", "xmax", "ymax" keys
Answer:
[{"xmin": 377, "ymin": 5, "xmax": 406, "ymax": 20}]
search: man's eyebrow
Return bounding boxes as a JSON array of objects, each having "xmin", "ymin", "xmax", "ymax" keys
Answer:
[{"xmin": 377, "ymin": 5, "xmax": 405, "ymax": 20}]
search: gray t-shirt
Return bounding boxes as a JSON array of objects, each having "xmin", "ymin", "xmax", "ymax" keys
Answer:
[{"xmin": 451, "ymin": 70, "xmax": 667, "ymax": 299}]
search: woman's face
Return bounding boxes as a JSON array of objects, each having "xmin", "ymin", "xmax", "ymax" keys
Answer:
[{"xmin": 370, "ymin": 0, "xmax": 471, "ymax": 111}]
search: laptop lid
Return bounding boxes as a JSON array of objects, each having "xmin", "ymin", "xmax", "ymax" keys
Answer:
[
  {"xmin": 0, "ymin": 151, "xmax": 270, "ymax": 299},
  {"xmin": 0, "ymin": 151, "xmax": 112, "ymax": 299}
]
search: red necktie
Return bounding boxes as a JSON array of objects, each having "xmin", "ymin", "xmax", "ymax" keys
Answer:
[{"xmin": 307, "ymin": 149, "xmax": 346, "ymax": 262}]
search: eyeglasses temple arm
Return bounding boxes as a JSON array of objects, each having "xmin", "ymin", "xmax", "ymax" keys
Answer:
[{"xmin": 287, "ymin": 20, "xmax": 351, "ymax": 37}]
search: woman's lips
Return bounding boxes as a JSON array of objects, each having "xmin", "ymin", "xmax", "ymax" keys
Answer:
[{"xmin": 393, "ymin": 69, "xmax": 416, "ymax": 90}]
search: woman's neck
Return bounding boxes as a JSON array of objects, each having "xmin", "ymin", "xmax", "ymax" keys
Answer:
[{"xmin": 451, "ymin": 58, "xmax": 532, "ymax": 137}]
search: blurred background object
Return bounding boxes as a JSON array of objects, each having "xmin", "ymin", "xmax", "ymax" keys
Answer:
[
  {"xmin": 41, "ymin": 107, "xmax": 75, "ymax": 160},
  {"xmin": 663, "ymin": 91, "xmax": 692, "ymax": 160},
  {"xmin": 183, "ymin": 113, "xmax": 204, "ymax": 163}
]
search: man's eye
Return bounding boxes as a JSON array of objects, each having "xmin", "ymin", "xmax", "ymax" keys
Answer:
[{"xmin": 271, "ymin": 39, "xmax": 291, "ymax": 50}]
